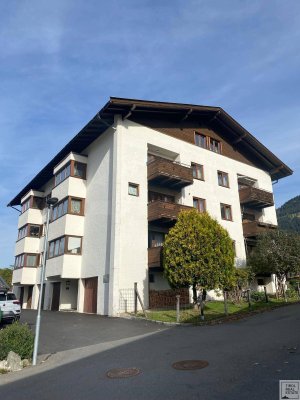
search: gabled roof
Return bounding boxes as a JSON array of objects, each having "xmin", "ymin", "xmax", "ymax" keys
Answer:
[
  {"xmin": 0, "ymin": 276, "xmax": 10, "ymax": 291},
  {"xmin": 7, "ymin": 97, "xmax": 292, "ymax": 206}
]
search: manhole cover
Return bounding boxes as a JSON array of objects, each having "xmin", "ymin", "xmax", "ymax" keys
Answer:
[
  {"xmin": 106, "ymin": 368, "xmax": 141, "ymax": 379},
  {"xmin": 172, "ymin": 360, "xmax": 209, "ymax": 370}
]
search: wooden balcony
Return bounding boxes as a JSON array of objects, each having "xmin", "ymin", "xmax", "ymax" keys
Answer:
[
  {"xmin": 148, "ymin": 200, "xmax": 193, "ymax": 224},
  {"xmin": 148, "ymin": 246, "xmax": 163, "ymax": 268},
  {"xmin": 147, "ymin": 157, "xmax": 193, "ymax": 190},
  {"xmin": 243, "ymin": 220, "xmax": 277, "ymax": 237},
  {"xmin": 239, "ymin": 187, "xmax": 274, "ymax": 209}
]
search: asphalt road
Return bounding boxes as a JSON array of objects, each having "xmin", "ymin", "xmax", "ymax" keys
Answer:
[
  {"xmin": 1, "ymin": 304, "xmax": 300, "ymax": 400},
  {"xmin": 18, "ymin": 309, "xmax": 166, "ymax": 354}
]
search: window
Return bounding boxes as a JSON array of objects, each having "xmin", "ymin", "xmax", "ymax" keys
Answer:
[
  {"xmin": 193, "ymin": 197, "xmax": 206, "ymax": 213},
  {"xmin": 191, "ymin": 163, "xmax": 204, "ymax": 180},
  {"xmin": 7, "ymin": 293, "xmax": 16, "ymax": 301},
  {"xmin": 21, "ymin": 198, "xmax": 31, "ymax": 213},
  {"xmin": 70, "ymin": 198, "xmax": 82, "ymax": 214},
  {"xmin": 209, "ymin": 138, "xmax": 221, "ymax": 154},
  {"xmin": 26, "ymin": 255, "xmax": 38, "ymax": 267},
  {"xmin": 221, "ymin": 204, "xmax": 232, "ymax": 221},
  {"xmin": 73, "ymin": 162, "xmax": 86, "ymax": 179},
  {"xmin": 49, "ymin": 242, "xmax": 55, "ymax": 258},
  {"xmin": 17, "ymin": 225, "xmax": 28, "ymax": 240},
  {"xmin": 218, "ymin": 171, "xmax": 229, "ymax": 188},
  {"xmin": 17, "ymin": 224, "xmax": 42, "ymax": 240},
  {"xmin": 15, "ymin": 254, "xmax": 24, "ymax": 268},
  {"xmin": 148, "ymin": 191, "xmax": 175, "ymax": 203},
  {"xmin": 149, "ymin": 274, "xmax": 155, "ymax": 283},
  {"xmin": 149, "ymin": 231, "xmax": 165, "ymax": 248},
  {"xmin": 55, "ymin": 162, "xmax": 71, "ymax": 186},
  {"xmin": 66, "ymin": 236, "xmax": 82, "ymax": 254},
  {"xmin": 194, "ymin": 132, "xmax": 207, "ymax": 148},
  {"xmin": 14, "ymin": 254, "xmax": 39, "ymax": 268},
  {"xmin": 29, "ymin": 225, "xmax": 41, "ymax": 237},
  {"xmin": 51, "ymin": 197, "xmax": 84, "ymax": 222},
  {"xmin": 48, "ymin": 237, "xmax": 65, "ymax": 258},
  {"xmin": 32, "ymin": 197, "xmax": 44, "ymax": 209},
  {"xmin": 128, "ymin": 183, "xmax": 139, "ymax": 196},
  {"xmin": 48, "ymin": 236, "xmax": 82, "ymax": 258}
]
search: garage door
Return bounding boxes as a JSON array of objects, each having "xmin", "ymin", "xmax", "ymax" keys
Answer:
[{"xmin": 84, "ymin": 277, "xmax": 98, "ymax": 313}]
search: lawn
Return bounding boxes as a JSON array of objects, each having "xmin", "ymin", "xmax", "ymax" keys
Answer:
[{"xmin": 138, "ymin": 298, "xmax": 300, "ymax": 324}]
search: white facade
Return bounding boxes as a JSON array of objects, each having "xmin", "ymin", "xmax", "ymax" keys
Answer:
[{"xmin": 11, "ymin": 98, "xmax": 289, "ymax": 316}]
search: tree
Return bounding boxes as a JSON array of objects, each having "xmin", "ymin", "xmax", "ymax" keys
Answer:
[
  {"xmin": 163, "ymin": 209, "xmax": 235, "ymax": 309},
  {"xmin": 0, "ymin": 268, "xmax": 13, "ymax": 287},
  {"xmin": 248, "ymin": 230, "xmax": 300, "ymax": 299}
]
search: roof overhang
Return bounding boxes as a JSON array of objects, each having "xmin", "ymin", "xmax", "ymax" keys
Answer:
[{"xmin": 8, "ymin": 97, "xmax": 292, "ymax": 206}]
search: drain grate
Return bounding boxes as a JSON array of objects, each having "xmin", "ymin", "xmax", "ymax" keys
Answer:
[
  {"xmin": 106, "ymin": 368, "xmax": 141, "ymax": 379},
  {"xmin": 172, "ymin": 360, "xmax": 209, "ymax": 370}
]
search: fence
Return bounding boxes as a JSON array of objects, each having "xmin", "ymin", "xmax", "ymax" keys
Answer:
[{"xmin": 119, "ymin": 283, "xmax": 300, "ymax": 323}]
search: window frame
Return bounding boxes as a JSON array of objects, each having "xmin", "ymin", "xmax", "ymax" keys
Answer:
[
  {"xmin": 54, "ymin": 160, "xmax": 87, "ymax": 187},
  {"xmin": 14, "ymin": 253, "xmax": 40, "ymax": 269},
  {"xmin": 194, "ymin": 132, "xmax": 207, "ymax": 149},
  {"xmin": 17, "ymin": 224, "xmax": 43, "ymax": 241},
  {"xmin": 191, "ymin": 162, "xmax": 204, "ymax": 181},
  {"xmin": 193, "ymin": 197, "xmax": 206, "ymax": 213},
  {"xmin": 217, "ymin": 171, "xmax": 230, "ymax": 188},
  {"xmin": 50, "ymin": 196, "xmax": 85, "ymax": 222},
  {"xmin": 128, "ymin": 182, "xmax": 139, "ymax": 197},
  {"xmin": 194, "ymin": 131, "xmax": 223, "ymax": 155},
  {"xmin": 48, "ymin": 235, "xmax": 83, "ymax": 259},
  {"xmin": 220, "ymin": 203, "xmax": 233, "ymax": 221}
]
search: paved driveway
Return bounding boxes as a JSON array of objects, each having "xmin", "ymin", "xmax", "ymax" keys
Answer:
[
  {"xmin": 1, "ymin": 304, "xmax": 300, "ymax": 400},
  {"xmin": 19, "ymin": 309, "xmax": 167, "ymax": 354}
]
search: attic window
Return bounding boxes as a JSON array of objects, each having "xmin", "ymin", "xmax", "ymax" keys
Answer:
[{"xmin": 194, "ymin": 132, "xmax": 207, "ymax": 148}]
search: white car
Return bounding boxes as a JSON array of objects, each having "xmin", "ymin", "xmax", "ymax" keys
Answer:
[{"xmin": 0, "ymin": 291, "xmax": 21, "ymax": 322}]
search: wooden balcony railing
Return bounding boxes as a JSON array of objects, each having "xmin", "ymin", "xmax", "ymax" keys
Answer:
[
  {"xmin": 147, "ymin": 157, "xmax": 193, "ymax": 190},
  {"xmin": 242, "ymin": 220, "xmax": 277, "ymax": 237},
  {"xmin": 148, "ymin": 200, "xmax": 193, "ymax": 224},
  {"xmin": 239, "ymin": 187, "xmax": 274, "ymax": 209},
  {"xmin": 148, "ymin": 246, "xmax": 163, "ymax": 268}
]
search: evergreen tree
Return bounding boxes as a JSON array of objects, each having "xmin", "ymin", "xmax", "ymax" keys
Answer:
[{"xmin": 163, "ymin": 209, "xmax": 235, "ymax": 304}]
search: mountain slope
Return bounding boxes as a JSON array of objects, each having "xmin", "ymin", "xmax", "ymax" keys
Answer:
[{"xmin": 277, "ymin": 195, "xmax": 300, "ymax": 233}]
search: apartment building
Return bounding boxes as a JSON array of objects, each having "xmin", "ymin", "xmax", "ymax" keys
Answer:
[{"xmin": 8, "ymin": 97, "xmax": 292, "ymax": 316}]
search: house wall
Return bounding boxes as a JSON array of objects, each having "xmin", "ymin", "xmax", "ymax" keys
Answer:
[{"xmin": 80, "ymin": 128, "xmax": 115, "ymax": 315}]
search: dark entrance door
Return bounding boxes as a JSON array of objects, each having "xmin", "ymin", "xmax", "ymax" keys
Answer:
[
  {"xmin": 51, "ymin": 282, "xmax": 61, "ymax": 311},
  {"xmin": 27, "ymin": 285, "xmax": 33, "ymax": 309},
  {"xmin": 19, "ymin": 287, "xmax": 24, "ymax": 308},
  {"xmin": 84, "ymin": 277, "xmax": 98, "ymax": 313}
]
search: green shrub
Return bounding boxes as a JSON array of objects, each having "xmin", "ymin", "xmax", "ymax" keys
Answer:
[
  {"xmin": 0, "ymin": 322, "xmax": 34, "ymax": 361},
  {"xmin": 250, "ymin": 291, "xmax": 266, "ymax": 302},
  {"xmin": 286, "ymin": 287, "xmax": 298, "ymax": 299}
]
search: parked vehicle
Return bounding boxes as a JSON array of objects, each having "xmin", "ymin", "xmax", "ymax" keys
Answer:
[{"xmin": 0, "ymin": 290, "xmax": 21, "ymax": 322}]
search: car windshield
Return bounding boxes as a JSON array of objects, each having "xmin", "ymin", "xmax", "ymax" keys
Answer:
[{"xmin": 6, "ymin": 293, "xmax": 16, "ymax": 301}]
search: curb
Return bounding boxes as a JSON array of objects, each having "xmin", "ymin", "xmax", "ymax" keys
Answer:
[{"xmin": 119, "ymin": 300, "xmax": 300, "ymax": 326}]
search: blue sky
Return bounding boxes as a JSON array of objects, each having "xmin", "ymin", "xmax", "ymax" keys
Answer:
[{"xmin": 1, "ymin": 0, "xmax": 300, "ymax": 266}]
